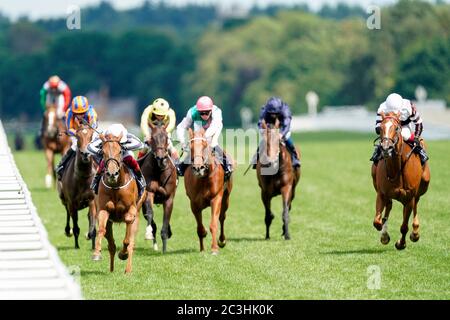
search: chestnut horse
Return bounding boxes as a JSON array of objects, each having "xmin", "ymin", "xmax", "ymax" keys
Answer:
[
  {"xmin": 41, "ymin": 105, "xmax": 71, "ymax": 188},
  {"xmin": 184, "ymin": 129, "xmax": 233, "ymax": 254},
  {"xmin": 57, "ymin": 124, "xmax": 97, "ymax": 249},
  {"xmin": 256, "ymin": 119, "xmax": 300, "ymax": 240},
  {"xmin": 372, "ymin": 112, "xmax": 430, "ymax": 250},
  {"xmin": 92, "ymin": 132, "xmax": 146, "ymax": 273},
  {"xmin": 139, "ymin": 121, "xmax": 178, "ymax": 253}
]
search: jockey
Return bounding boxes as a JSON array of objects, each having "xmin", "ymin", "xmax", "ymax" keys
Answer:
[
  {"xmin": 88, "ymin": 123, "xmax": 146, "ymax": 197},
  {"xmin": 176, "ymin": 96, "xmax": 233, "ymax": 178},
  {"xmin": 370, "ymin": 93, "xmax": 429, "ymax": 165},
  {"xmin": 139, "ymin": 98, "xmax": 178, "ymax": 160},
  {"xmin": 253, "ymin": 96, "xmax": 300, "ymax": 168},
  {"xmin": 55, "ymin": 96, "xmax": 98, "ymax": 180},
  {"xmin": 39, "ymin": 75, "xmax": 72, "ymax": 137}
]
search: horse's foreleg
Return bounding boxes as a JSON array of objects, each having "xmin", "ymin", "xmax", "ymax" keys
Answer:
[
  {"xmin": 395, "ymin": 200, "xmax": 413, "ymax": 250},
  {"xmin": 371, "ymin": 163, "xmax": 378, "ymax": 191},
  {"xmin": 92, "ymin": 209, "xmax": 109, "ymax": 261},
  {"xmin": 380, "ymin": 199, "xmax": 392, "ymax": 245},
  {"xmin": 86, "ymin": 200, "xmax": 97, "ymax": 250},
  {"xmin": 44, "ymin": 148, "xmax": 54, "ymax": 189},
  {"xmin": 191, "ymin": 203, "xmax": 206, "ymax": 252},
  {"xmin": 105, "ymin": 220, "xmax": 116, "ymax": 272},
  {"xmin": 64, "ymin": 207, "xmax": 72, "ymax": 237},
  {"xmin": 281, "ymin": 185, "xmax": 292, "ymax": 240},
  {"xmin": 143, "ymin": 192, "xmax": 156, "ymax": 244},
  {"xmin": 122, "ymin": 207, "xmax": 139, "ymax": 274},
  {"xmin": 210, "ymin": 195, "xmax": 223, "ymax": 254},
  {"xmin": 72, "ymin": 208, "xmax": 80, "ymax": 249},
  {"xmin": 373, "ymin": 193, "xmax": 385, "ymax": 231},
  {"xmin": 161, "ymin": 197, "xmax": 174, "ymax": 254},
  {"xmin": 262, "ymin": 192, "xmax": 274, "ymax": 240},
  {"xmin": 410, "ymin": 197, "xmax": 420, "ymax": 243}
]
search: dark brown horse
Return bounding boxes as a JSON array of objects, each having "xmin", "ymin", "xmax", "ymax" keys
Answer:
[
  {"xmin": 184, "ymin": 129, "xmax": 233, "ymax": 254},
  {"xmin": 41, "ymin": 105, "xmax": 71, "ymax": 188},
  {"xmin": 139, "ymin": 121, "xmax": 178, "ymax": 253},
  {"xmin": 57, "ymin": 124, "xmax": 97, "ymax": 249},
  {"xmin": 256, "ymin": 119, "xmax": 300, "ymax": 240},
  {"xmin": 92, "ymin": 132, "xmax": 147, "ymax": 273},
  {"xmin": 372, "ymin": 112, "xmax": 430, "ymax": 250}
]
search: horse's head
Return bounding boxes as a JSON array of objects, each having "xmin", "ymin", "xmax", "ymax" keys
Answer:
[
  {"xmin": 260, "ymin": 118, "xmax": 280, "ymax": 163},
  {"xmin": 380, "ymin": 111, "xmax": 402, "ymax": 158},
  {"xmin": 44, "ymin": 105, "xmax": 58, "ymax": 138},
  {"xmin": 189, "ymin": 128, "xmax": 209, "ymax": 177},
  {"xmin": 100, "ymin": 132, "xmax": 123, "ymax": 185},
  {"xmin": 149, "ymin": 121, "xmax": 169, "ymax": 169},
  {"xmin": 76, "ymin": 125, "xmax": 94, "ymax": 163}
]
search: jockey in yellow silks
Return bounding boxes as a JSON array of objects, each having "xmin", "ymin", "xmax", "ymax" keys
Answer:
[{"xmin": 139, "ymin": 98, "xmax": 178, "ymax": 160}]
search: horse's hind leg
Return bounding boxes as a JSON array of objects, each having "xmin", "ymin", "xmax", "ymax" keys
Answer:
[
  {"xmin": 209, "ymin": 195, "xmax": 223, "ymax": 254},
  {"xmin": 373, "ymin": 193, "xmax": 385, "ymax": 231},
  {"xmin": 72, "ymin": 208, "xmax": 80, "ymax": 249},
  {"xmin": 395, "ymin": 200, "xmax": 413, "ymax": 250},
  {"xmin": 262, "ymin": 192, "xmax": 274, "ymax": 240},
  {"xmin": 281, "ymin": 185, "xmax": 292, "ymax": 240},
  {"xmin": 122, "ymin": 207, "xmax": 139, "ymax": 274},
  {"xmin": 64, "ymin": 207, "xmax": 72, "ymax": 237},
  {"xmin": 44, "ymin": 148, "xmax": 53, "ymax": 189},
  {"xmin": 143, "ymin": 193, "xmax": 155, "ymax": 241},
  {"xmin": 218, "ymin": 191, "xmax": 230, "ymax": 248},
  {"xmin": 86, "ymin": 200, "xmax": 97, "ymax": 250},
  {"xmin": 380, "ymin": 199, "xmax": 392, "ymax": 245},
  {"xmin": 105, "ymin": 220, "xmax": 116, "ymax": 272},
  {"xmin": 161, "ymin": 197, "xmax": 174, "ymax": 253},
  {"xmin": 410, "ymin": 197, "xmax": 420, "ymax": 242}
]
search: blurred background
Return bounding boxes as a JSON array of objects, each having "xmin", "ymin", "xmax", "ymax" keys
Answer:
[{"xmin": 0, "ymin": 0, "xmax": 449, "ymax": 149}]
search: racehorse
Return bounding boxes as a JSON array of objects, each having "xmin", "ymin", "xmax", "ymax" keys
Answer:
[
  {"xmin": 41, "ymin": 105, "xmax": 70, "ymax": 188},
  {"xmin": 92, "ymin": 132, "xmax": 147, "ymax": 273},
  {"xmin": 184, "ymin": 129, "xmax": 233, "ymax": 254},
  {"xmin": 372, "ymin": 112, "xmax": 430, "ymax": 250},
  {"xmin": 57, "ymin": 124, "xmax": 97, "ymax": 249},
  {"xmin": 139, "ymin": 121, "xmax": 178, "ymax": 253},
  {"xmin": 256, "ymin": 119, "xmax": 300, "ymax": 240}
]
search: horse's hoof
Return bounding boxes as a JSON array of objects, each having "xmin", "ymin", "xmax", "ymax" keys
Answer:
[
  {"xmin": 211, "ymin": 250, "xmax": 219, "ymax": 256},
  {"xmin": 65, "ymin": 229, "xmax": 73, "ymax": 238},
  {"xmin": 380, "ymin": 234, "xmax": 390, "ymax": 245},
  {"xmin": 373, "ymin": 221, "xmax": 383, "ymax": 231},
  {"xmin": 218, "ymin": 240, "xmax": 226, "ymax": 248},
  {"xmin": 144, "ymin": 226, "xmax": 154, "ymax": 240},
  {"xmin": 410, "ymin": 233, "xmax": 420, "ymax": 242},
  {"xmin": 153, "ymin": 242, "xmax": 159, "ymax": 251},
  {"xmin": 395, "ymin": 240, "xmax": 406, "ymax": 250},
  {"xmin": 91, "ymin": 254, "xmax": 102, "ymax": 261},
  {"xmin": 45, "ymin": 175, "xmax": 52, "ymax": 189},
  {"xmin": 118, "ymin": 251, "xmax": 128, "ymax": 260}
]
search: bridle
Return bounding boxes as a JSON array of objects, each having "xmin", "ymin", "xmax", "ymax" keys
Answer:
[{"xmin": 380, "ymin": 116, "xmax": 404, "ymax": 182}]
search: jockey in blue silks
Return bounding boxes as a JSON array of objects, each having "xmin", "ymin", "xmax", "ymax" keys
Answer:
[{"xmin": 253, "ymin": 96, "xmax": 300, "ymax": 168}]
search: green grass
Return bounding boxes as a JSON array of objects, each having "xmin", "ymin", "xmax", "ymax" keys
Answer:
[{"xmin": 12, "ymin": 131, "xmax": 450, "ymax": 299}]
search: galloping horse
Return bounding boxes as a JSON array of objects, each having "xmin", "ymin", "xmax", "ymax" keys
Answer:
[
  {"xmin": 184, "ymin": 129, "xmax": 233, "ymax": 254},
  {"xmin": 92, "ymin": 132, "xmax": 147, "ymax": 273},
  {"xmin": 139, "ymin": 121, "xmax": 178, "ymax": 253},
  {"xmin": 257, "ymin": 119, "xmax": 300, "ymax": 240},
  {"xmin": 41, "ymin": 105, "xmax": 70, "ymax": 188},
  {"xmin": 57, "ymin": 124, "xmax": 97, "ymax": 249},
  {"xmin": 372, "ymin": 112, "xmax": 430, "ymax": 250}
]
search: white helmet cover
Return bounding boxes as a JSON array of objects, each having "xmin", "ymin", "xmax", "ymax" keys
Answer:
[
  {"xmin": 105, "ymin": 123, "xmax": 128, "ymax": 143},
  {"xmin": 385, "ymin": 93, "xmax": 403, "ymax": 112}
]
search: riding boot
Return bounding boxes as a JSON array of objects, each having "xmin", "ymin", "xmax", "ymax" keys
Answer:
[
  {"xmin": 414, "ymin": 144, "xmax": 429, "ymax": 166},
  {"xmin": 55, "ymin": 148, "xmax": 75, "ymax": 180},
  {"xmin": 176, "ymin": 159, "xmax": 189, "ymax": 177},
  {"xmin": 285, "ymin": 138, "xmax": 301, "ymax": 168},
  {"xmin": 134, "ymin": 170, "xmax": 146, "ymax": 197},
  {"xmin": 214, "ymin": 146, "xmax": 233, "ymax": 178},
  {"xmin": 90, "ymin": 159, "xmax": 104, "ymax": 194},
  {"xmin": 370, "ymin": 145, "xmax": 382, "ymax": 164}
]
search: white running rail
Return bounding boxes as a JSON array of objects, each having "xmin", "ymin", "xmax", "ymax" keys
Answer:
[{"xmin": 0, "ymin": 121, "xmax": 82, "ymax": 300}]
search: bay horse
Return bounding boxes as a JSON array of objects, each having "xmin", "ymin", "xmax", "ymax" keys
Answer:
[
  {"xmin": 184, "ymin": 128, "xmax": 233, "ymax": 254},
  {"xmin": 256, "ymin": 119, "xmax": 300, "ymax": 240},
  {"xmin": 41, "ymin": 105, "xmax": 71, "ymax": 188},
  {"xmin": 139, "ymin": 121, "xmax": 178, "ymax": 253},
  {"xmin": 372, "ymin": 112, "xmax": 430, "ymax": 250},
  {"xmin": 57, "ymin": 124, "xmax": 97, "ymax": 249},
  {"xmin": 92, "ymin": 132, "xmax": 147, "ymax": 274}
]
